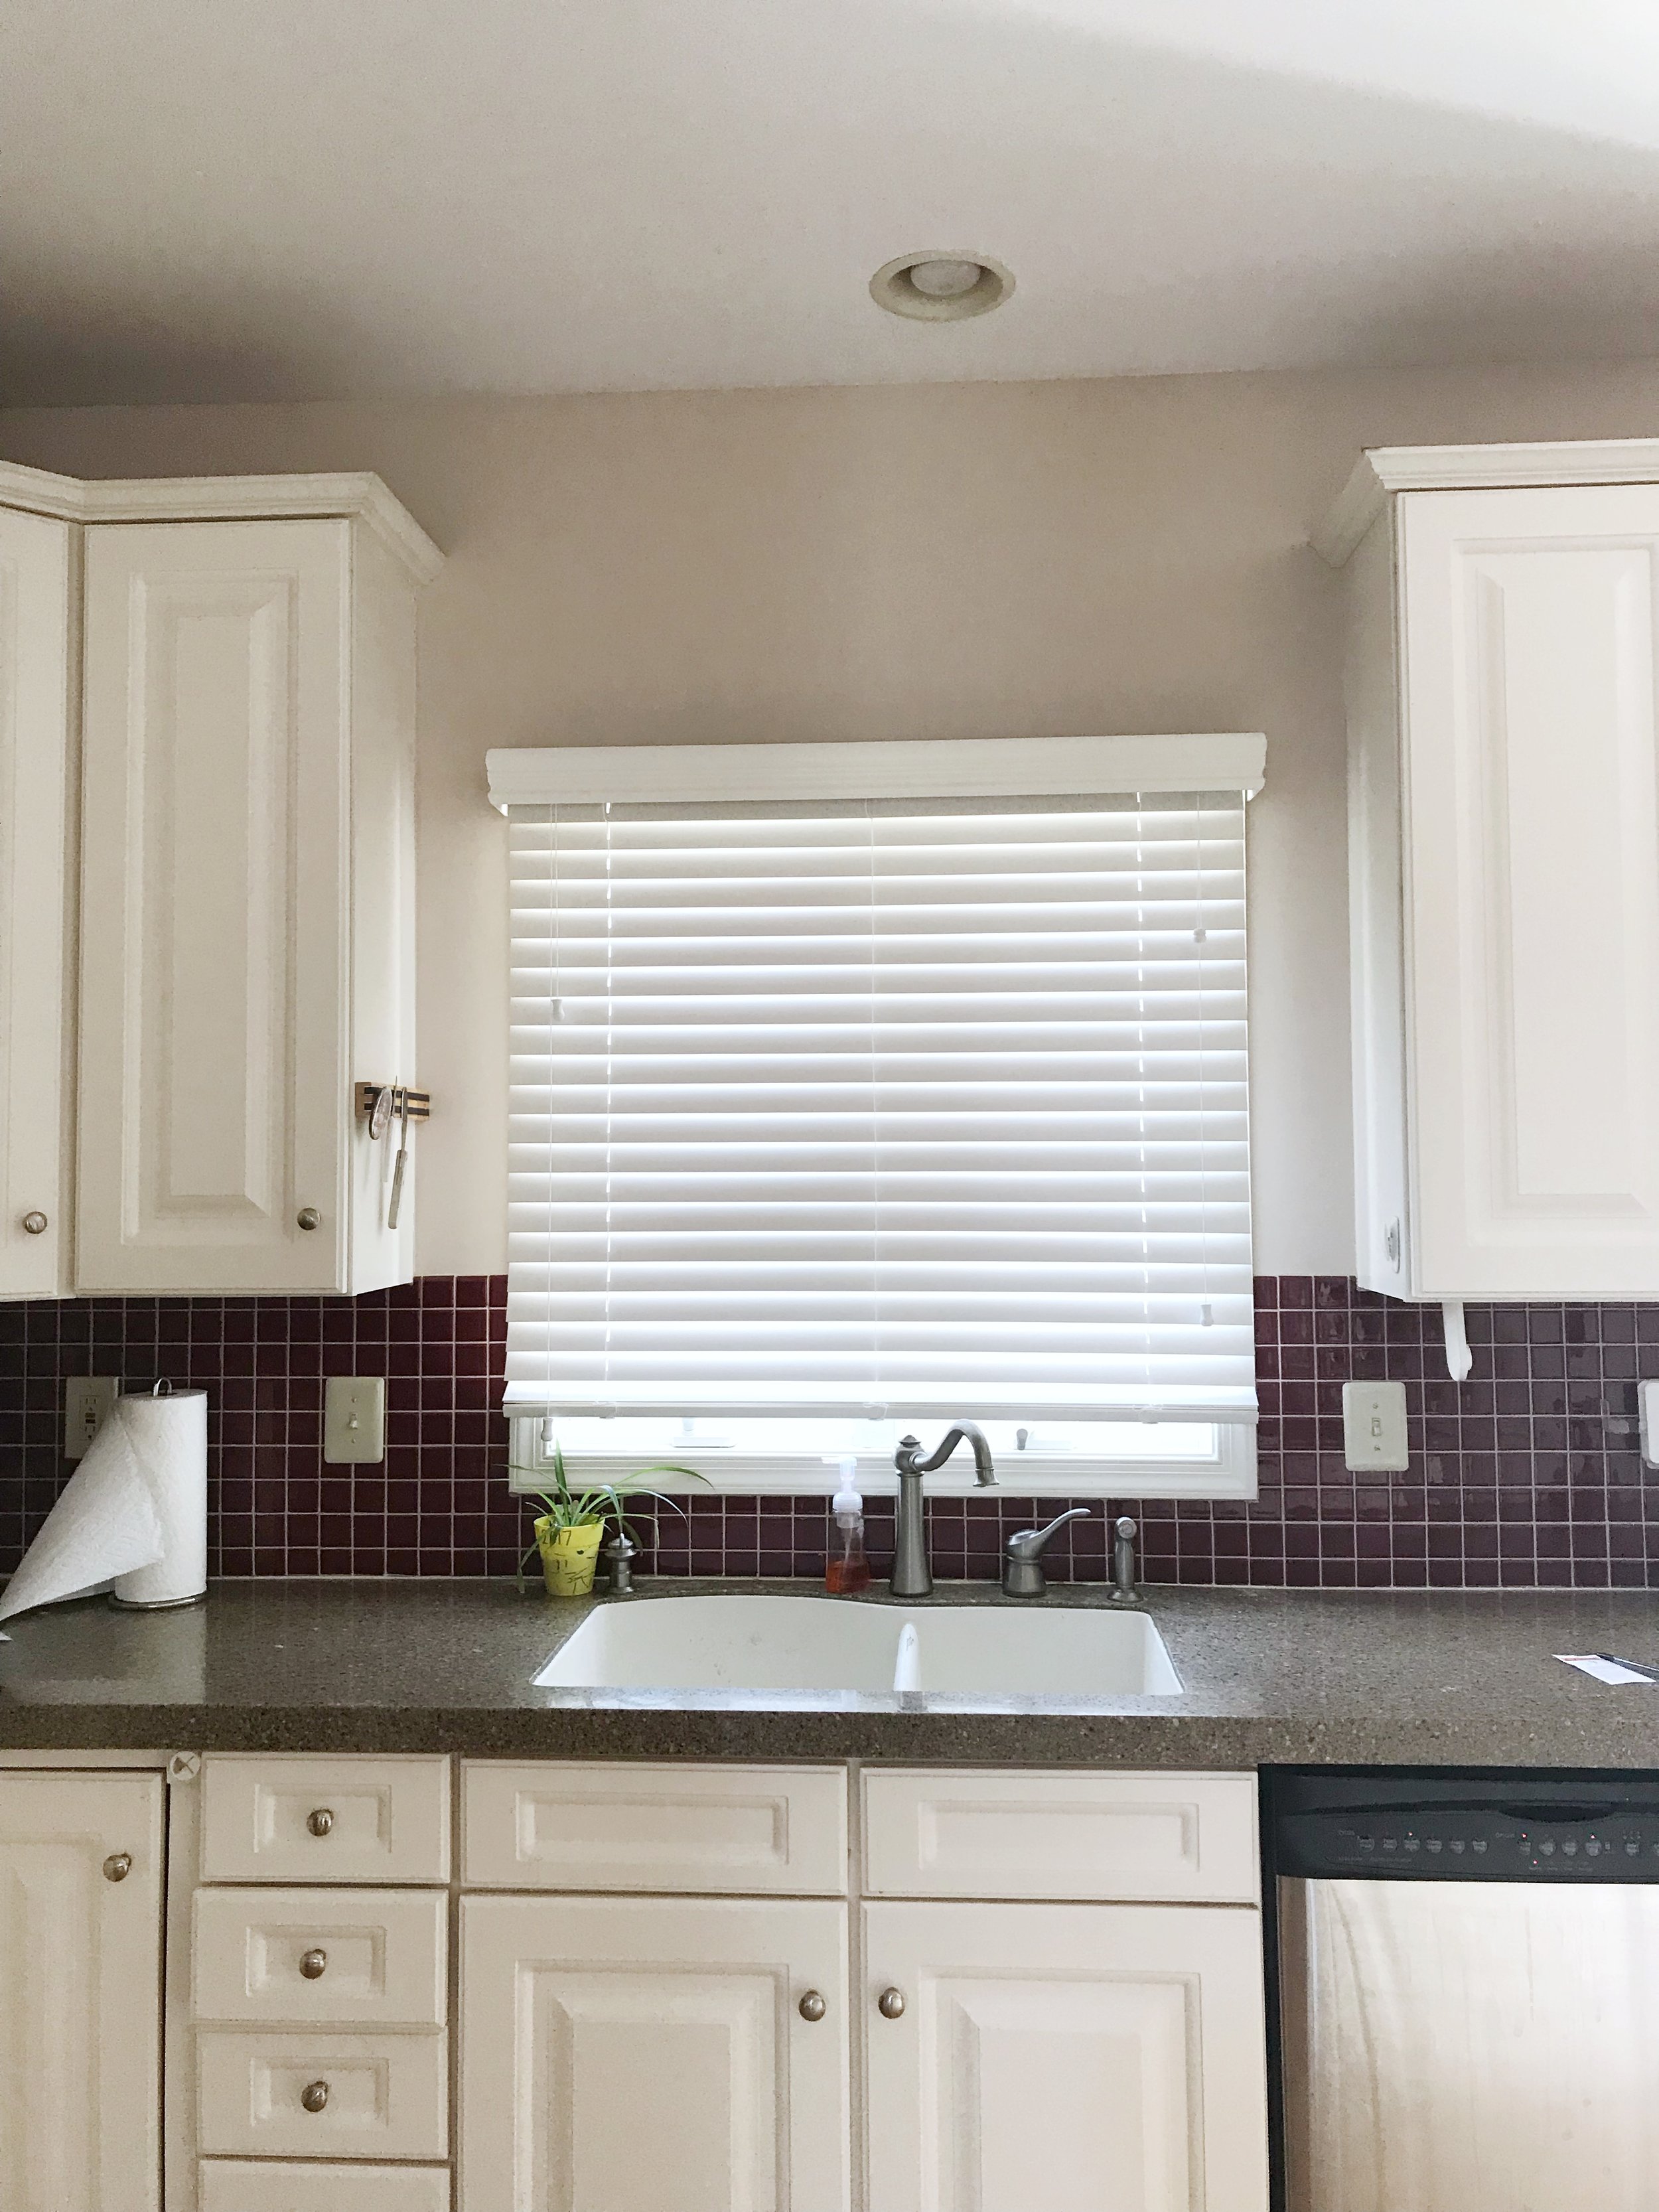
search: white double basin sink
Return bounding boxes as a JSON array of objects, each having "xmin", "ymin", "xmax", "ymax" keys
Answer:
[{"xmin": 535, "ymin": 1591, "xmax": 1182, "ymax": 1698}]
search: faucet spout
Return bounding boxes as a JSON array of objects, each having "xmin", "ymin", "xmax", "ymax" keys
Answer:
[
  {"xmin": 890, "ymin": 1420, "xmax": 997, "ymax": 1599},
  {"xmin": 894, "ymin": 1420, "xmax": 997, "ymax": 1488}
]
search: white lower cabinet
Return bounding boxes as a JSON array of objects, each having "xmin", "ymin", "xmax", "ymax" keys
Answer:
[
  {"xmin": 195, "ymin": 2026, "xmax": 449, "ymax": 2160},
  {"xmin": 455, "ymin": 1761, "xmax": 1269, "ymax": 2212},
  {"xmin": 864, "ymin": 1899, "xmax": 1270, "ymax": 2212},
  {"xmin": 191, "ymin": 1752, "xmax": 454, "ymax": 2209},
  {"xmin": 460, "ymin": 1893, "xmax": 853, "ymax": 2211},
  {"xmin": 0, "ymin": 1770, "xmax": 165, "ymax": 2212},
  {"xmin": 8, "ymin": 1752, "xmax": 1266, "ymax": 2212},
  {"xmin": 197, "ymin": 2165, "xmax": 451, "ymax": 2212}
]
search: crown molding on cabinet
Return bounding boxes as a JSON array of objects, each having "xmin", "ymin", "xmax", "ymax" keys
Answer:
[
  {"xmin": 1313, "ymin": 437, "xmax": 1659, "ymax": 567},
  {"xmin": 0, "ymin": 459, "xmax": 442, "ymax": 584}
]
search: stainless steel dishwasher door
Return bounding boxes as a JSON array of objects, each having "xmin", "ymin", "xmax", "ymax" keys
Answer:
[{"xmin": 1279, "ymin": 1877, "xmax": 1659, "ymax": 2212}]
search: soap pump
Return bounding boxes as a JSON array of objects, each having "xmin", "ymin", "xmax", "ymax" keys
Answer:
[{"xmin": 826, "ymin": 1459, "xmax": 871, "ymax": 1594}]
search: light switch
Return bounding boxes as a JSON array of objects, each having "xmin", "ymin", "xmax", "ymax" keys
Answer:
[
  {"xmin": 64, "ymin": 1376, "xmax": 119, "ymax": 1461},
  {"xmin": 324, "ymin": 1376, "xmax": 386, "ymax": 1464},
  {"xmin": 1342, "ymin": 1380, "xmax": 1409, "ymax": 1471},
  {"xmin": 1639, "ymin": 1380, "xmax": 1659, "ymax": 1469}
]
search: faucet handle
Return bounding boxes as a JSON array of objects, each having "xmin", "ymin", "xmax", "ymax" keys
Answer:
[
  {"xmin": 1005, "ymin": 1507, "xmax": 1092, "ymax": 1562},
  {"xmin": 1001, "ymin": 1507, "xmax": 1092, "ymax": 1597}
]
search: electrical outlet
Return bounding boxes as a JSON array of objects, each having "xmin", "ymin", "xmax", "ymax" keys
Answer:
[
  {"xmin": 324, "ymin": 1375, "xmax": 386, "ymax": 1464},
  {"xmin": 1342, "ymin": 1381, "xmax": 1409, "ymax": 1472},
  {"xmin": 64, "ymin": 1376, "xmax": 120, "ymax": 1461}
]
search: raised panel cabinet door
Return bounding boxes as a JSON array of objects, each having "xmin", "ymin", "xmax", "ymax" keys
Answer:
[
  {"xmin": 0, "ymin": 1771, "xmax": 165, "ymax": 2212},
  {"xmin": 0, "ymin": 505, "xmax": 72, "ymax": 1297},
  {"xmin": 863, "ymin": 1899, "xmax": 1269, "ymax": 2212},
  {"xmin": 78, "ymin": 518, "xmax": 352, "ymax": 1292},
  {"xmin": 1399, "ymin": 482, "xmax": 1659, "ymax": 1297},
  {"xmin": 460, "ymin": 1893, "xmax": 851, "ymax": 2212}
]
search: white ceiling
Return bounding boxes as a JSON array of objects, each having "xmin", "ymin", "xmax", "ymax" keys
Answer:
[{"xmin": 5, "ymin": 0, "xmax": 1659, "ymax": 404}]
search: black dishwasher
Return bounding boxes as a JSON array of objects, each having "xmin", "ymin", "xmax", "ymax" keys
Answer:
[{"xmin": 1267, "ymin": 1768, "xmax": 1659, "ymax": 2212}]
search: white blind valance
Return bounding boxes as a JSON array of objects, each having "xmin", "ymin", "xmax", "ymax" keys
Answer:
[
  {"xmin": 506, "ymin": 792, "xmax": 1256, "ymax": 1426},
  {"xmin": 490, "ymin": 730, "xmax": 1265, "ymax": 812}
]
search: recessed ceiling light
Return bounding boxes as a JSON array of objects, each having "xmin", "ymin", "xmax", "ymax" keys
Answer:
[{"xmin": 870, "ymin": 252, "xmax": 1015, "ymax": 322}]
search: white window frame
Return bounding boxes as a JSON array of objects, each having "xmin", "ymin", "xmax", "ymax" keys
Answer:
[{"xmin": 494, "ymin": 731, "xmax": 1265, "ymax": 1501}]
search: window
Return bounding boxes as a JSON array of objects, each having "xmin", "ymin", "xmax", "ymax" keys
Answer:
[{"xmin": 495, "ymin": 733, "xmax": 1262, "ymax": 1497}]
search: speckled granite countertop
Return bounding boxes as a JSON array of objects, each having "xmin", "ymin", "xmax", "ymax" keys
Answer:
[{"xmin": 1, "ymin": 1578, "xmax": 1658, "ymax": 1767}]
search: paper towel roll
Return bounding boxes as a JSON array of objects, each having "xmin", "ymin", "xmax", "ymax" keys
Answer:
[
  {"xmin": 111, "ymin": 1388, "xmax": 208, "ymax": 1609},
  {"xmin": 0, "ymin": 1387, "xmax": 208, "ymax": 1623}
]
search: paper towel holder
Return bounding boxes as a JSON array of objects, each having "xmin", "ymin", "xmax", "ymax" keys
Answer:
[{"xmin": 108, "ymin": 1380, "xmax": 210, "ymax": 1613}]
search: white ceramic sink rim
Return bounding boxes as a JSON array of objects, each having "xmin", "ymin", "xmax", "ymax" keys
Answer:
[{"xmin": 534, "ymin": 1592, "xmax": 1182, "ymax": 1698}]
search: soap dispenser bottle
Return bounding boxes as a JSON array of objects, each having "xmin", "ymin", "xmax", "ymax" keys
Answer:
[{"xmin": 826, "ymin": 1460, "xmax": 871, "ymax": 1594}]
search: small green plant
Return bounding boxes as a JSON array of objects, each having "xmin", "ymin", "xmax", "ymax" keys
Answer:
[{"xmin": 514, "ymin": 1440, "xmax": 704, "ymax": 1585}]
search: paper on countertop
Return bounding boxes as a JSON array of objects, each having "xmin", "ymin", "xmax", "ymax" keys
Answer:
[
  {"xmin": 1557, "ymin": 1653, "xmax": 1657, "ymax": 1685},
  {"xmin": 0, "ymin": 1406, "xmax": 167, "ymax": 1623}
]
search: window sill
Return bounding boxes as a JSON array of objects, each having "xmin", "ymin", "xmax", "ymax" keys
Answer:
[{"xmin": 504, "ymin": 1412, "xmax": 1258, "ymax": 1501}]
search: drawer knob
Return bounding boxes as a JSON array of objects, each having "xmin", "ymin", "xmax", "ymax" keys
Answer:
[
  {"xmin": 102, "ymin": 1852, "xmax": 132, "ymax": 1883},
  {"xmin": 297, "ymin": 1207, "xmax": 321, "ymax": 1231},
  {"xmin": 798, "ymin": 1990, "xmax": 826, "ymax": 2022},
  {"xmin": 307, "ymin": 1807, "xmax": 334, "ymax": 1838},
  {"xmin": 21, "ymin": 1211, "xmax": 48, "ymax": 1235},
  {"xmin": 877, "ymin": 1986, "xmax": 906, "ymax": 2020},
  {"xmin": 301, "ymin": 2080, "xmax": 330, "ymax": 2114},
  {"xmin": 299, "ymin": 1948, "xmax": 328, "ymax": 1980}
]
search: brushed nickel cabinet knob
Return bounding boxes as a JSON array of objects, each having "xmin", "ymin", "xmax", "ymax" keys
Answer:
[
  {"xmin": 297, "ymin": 1207, "xmax": 321, "ymax": 1231},
  {"xmin": 877, "ymin": 1987, "xmax": 906, "ymax": 2020},
  {"xmin": 798, "ymin": 1990, "xmax": 826, "ymax": 2022},
  {"xmin": 102, "ymin": 1852, "xmax": 132, "ymax": 1883},
  {"xmin": 21, "ymin": 1211, "xmax": 47, "ymax": 1235},
  {"xmin": 307, "ymin": 1806, "xmax": 334, "ymax": 1838},
  {"xmin": 299, "ymin": 1949, "xmax": 328, "ymax": 1980},
  {"xmin": 301, "ymin": 2080, "xmax": 329, "ymax": 2114}
]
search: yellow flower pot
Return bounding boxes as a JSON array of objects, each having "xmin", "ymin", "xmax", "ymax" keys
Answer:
[{"xmin": 536, "ymin": 1516, "xmax": 604, "ymax": 1597}]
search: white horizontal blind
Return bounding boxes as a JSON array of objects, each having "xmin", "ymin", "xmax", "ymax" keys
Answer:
[{"xmin": 507, "ymin": 796, "xmax": 1254, "ymax": 1424}]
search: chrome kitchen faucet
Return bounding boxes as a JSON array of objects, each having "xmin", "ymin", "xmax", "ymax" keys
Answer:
[{"xmin": 891, "ymin": 1422, "xmax": 997, "ymax": 1597}]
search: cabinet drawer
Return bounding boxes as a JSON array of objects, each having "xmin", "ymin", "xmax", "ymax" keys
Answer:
[
  {"xmin": 862, "ymin": 1769, "xmax": 1259, "ymax": 1902},
  {"xmin": 463, "ymin": 1760, "xmax": 848, "ymax": 1893},
  {"xmin": 199, "ymin": 2162, "xmax": 450, "ymax": 2212},
  {"xmin": 193, "ymin": 1888, "xmax": 447, "ymax": 2026},
  {"xmin": 201, "ymin": 1755, "xmax": 450, "ymax": 1883},
  {"xmin": 196, "ymin": 2029, "xmax": 448, "ymax": 2160}
]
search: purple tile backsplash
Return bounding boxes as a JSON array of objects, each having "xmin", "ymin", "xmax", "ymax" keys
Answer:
[{"xmin": 1, "ymin": 1274, "xmax": 1654, "ymax": 1588}]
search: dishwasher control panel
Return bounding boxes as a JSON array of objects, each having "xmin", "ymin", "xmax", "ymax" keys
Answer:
[{"xmin": 1272, "ymin": 1771, "xmax": 1659, "ymax": 1881}]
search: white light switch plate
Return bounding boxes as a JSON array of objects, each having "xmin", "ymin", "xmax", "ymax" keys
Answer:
[
  {"xmin": 64, "ymin": 1376, "xmax": 120, "ymax": 1461},
  {"xmin": 1640, "ymin": 1380, "xmax": 1659, "ymax": 1469},
  {"xmin": 1342, "ymin": 1380, "xmax": 1409, "ymax": 1471},
  {"xmin": 324, "ymin": 1376, "xmax": 386, "ymax": 1464}
]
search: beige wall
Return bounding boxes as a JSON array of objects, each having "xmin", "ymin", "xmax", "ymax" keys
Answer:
[{"xmin": 9, "ymin": 358, "xmax": 1659, "ymax": 1276}]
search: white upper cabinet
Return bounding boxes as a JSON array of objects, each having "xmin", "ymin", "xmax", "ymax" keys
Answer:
[
  {"xmin": 0, "ymin": 501, "xmax": 74, "ymax": 1297},
  {"xmin": 0, "ymin": 459, "xmax": 437, "ymax": 1298},
  {"xmin": 75, "ymin": 498, "xmax": 434, "ymax": 1293},
  {"xmin": 1325, "ymin": 443, "xmax": 1659, "ymax": 1303}
]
